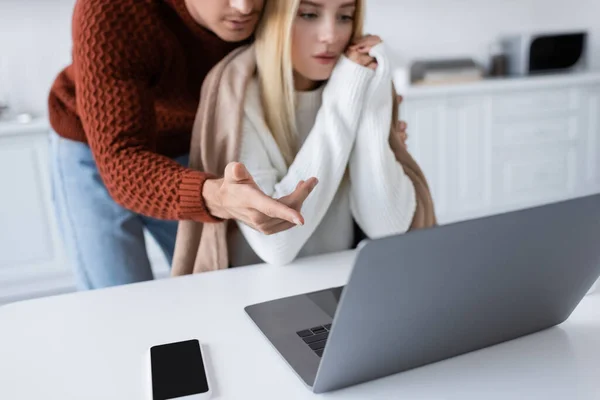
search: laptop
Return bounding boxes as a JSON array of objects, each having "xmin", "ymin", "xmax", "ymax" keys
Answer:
[{"xmin": 245, "ymin": 194, "xmax": 600, "ymax": 393}]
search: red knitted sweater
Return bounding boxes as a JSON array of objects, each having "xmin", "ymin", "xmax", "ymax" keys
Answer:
[{"xmin": 48, "ymin": 0, "xmax": 245, "ymax": 222}]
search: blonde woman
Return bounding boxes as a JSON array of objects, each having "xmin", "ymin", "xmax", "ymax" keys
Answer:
[{"xmin": 213, "ymin": 0, "xmax": 420, "ymax": 267}]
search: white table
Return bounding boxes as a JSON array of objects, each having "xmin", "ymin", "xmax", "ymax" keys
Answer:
[{"xmin": 1, "ymin": 250, "xmax": 599, "ymax": 400}]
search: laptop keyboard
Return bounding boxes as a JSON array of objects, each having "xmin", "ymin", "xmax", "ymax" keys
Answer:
[{"xmin": 296, "ymin": 324, "xmax": 332, "ymax": 357}]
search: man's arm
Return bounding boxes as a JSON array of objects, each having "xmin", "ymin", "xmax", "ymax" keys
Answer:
[
  {"xmin": 73, "ymin": 0, "xmax": 216, "ymax": 222},
  {"xmin": 72, "ymin": 0, "xmax": 309, "ymax": 229}
]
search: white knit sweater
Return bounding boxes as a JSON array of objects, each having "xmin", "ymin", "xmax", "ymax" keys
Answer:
[{"xmin": 230, "ymin": 43, "xmax": 416, "ymax": 266}]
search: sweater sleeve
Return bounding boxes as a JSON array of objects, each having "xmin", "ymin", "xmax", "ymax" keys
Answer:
[
  {"xmin": 349, "ymin": 43, "xmax": 417, "ymax": 238},
  {"xmin": 71, "ymin": 0, "xmax": 217, "ymax": 222},
  {"xmin": 236, "ymin": 57, "xmax": 374, "ymax": 265}
]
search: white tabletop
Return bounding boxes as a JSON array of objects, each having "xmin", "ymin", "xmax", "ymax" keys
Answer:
[{"xmin": 1, "ymin": 250, "xmax": 599, "ymax": 400}]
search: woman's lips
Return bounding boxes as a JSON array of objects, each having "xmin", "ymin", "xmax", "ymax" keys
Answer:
[{"xmin": 313, "ymin": 54, "xmax": 337, "ymax": 65}]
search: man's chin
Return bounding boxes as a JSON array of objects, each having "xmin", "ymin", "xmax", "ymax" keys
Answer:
[{"xmin": 215, "ymin": 27, "xmax": 255, "ymax": 43}]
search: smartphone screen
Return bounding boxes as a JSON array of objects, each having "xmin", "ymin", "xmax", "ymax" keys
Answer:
[{"xmin": 150, "ymin": 339, "xmax": 209, "ymax": 400}]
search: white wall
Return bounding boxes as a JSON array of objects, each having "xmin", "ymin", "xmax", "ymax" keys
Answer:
[
  {"xmin": 0, "ymin": 0, "xmax": 598, "ymax": 116},
  {"xmin": 0, "ymin": 0, "xmax": 76, "ymax": 116},
  {"xmin": 365, "ymin": 0, "xmax": 600, "ymax": 70}
]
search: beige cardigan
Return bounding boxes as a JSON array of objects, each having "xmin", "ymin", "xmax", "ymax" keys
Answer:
[{"xmin": 171, "ymin": 45, "xmax": 437, "ymax": 276}]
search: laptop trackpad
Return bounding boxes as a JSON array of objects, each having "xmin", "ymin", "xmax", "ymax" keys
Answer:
[{"xmin": 306, "ymin": 286, "xmax": 344, "ymax": 319}]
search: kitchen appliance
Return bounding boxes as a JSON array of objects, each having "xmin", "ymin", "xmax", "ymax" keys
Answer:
[{"xmin": 501, "ymin": 31, "xmax": 588, "ymax": 76}]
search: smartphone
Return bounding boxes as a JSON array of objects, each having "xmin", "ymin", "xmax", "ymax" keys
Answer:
[{"xmin": 149, "ymin": 339, "xmax": 212, "ymax": 400}]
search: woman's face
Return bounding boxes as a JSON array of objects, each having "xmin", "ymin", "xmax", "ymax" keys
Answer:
[{"xmin": 291, "ymin": 0, "xmax": 357, "ymax": 90}]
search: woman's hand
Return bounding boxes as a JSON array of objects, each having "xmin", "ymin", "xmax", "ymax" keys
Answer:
[
  {"xmin": 391, "ymin": 119, "xmax": 409, "ymax": 150},
  {"xmin": 390, "ymin": 95, "xmax": 409, "ymax": 152},
  {"xmin": 346, "ymin": 35, "xmax": 382, "ymax": 70}
]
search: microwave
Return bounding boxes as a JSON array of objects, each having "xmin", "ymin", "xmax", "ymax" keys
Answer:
[{"xmin": 501, "ymin": 31, "xmax": 588, "ymax": 76}]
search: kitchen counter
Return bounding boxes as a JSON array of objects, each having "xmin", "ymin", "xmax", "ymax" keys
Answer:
[
  {"xmin": 0, "ymin": 116, "xmax": 50, "ymax": 137},
  {"xmin": 398, "ymin": 70, "xmax": 600, "ymax": 99}
]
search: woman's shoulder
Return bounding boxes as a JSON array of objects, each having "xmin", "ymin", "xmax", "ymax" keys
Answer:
[
  {"xmin": 240, "ymin": 76, "xmax": 271, "ymax": 142},
  {"xmin": 244, "ymin": 76, "xmax": 261, "ymax": 102},
  {"xmin": 243, "ymin": 76, "xmax": 266, "ymax": 121}
]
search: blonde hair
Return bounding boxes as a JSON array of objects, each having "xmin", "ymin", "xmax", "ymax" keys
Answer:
[{"xmin": 255, "ymin": 0, "xmax": 366, "ymax": 166}]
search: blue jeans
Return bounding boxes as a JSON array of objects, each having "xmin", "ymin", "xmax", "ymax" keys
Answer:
[{"xmin": 49, "ymin": 131, "xmax": 189, "ymax": 290}]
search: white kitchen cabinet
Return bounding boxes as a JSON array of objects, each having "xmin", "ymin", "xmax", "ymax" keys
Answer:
[
  {"xmin": 0, "ymin": 122, "xmax": 71, "ymax": 304},
  {"xmin": 0, "ymin": 120, "xmax": 168, "ymax": 305},
  {"xmin": 402, "ymin": 99, "xmax": 449, "ymax": 217},
  {"xmin": 0, "ymin": 135, "xmax": 53, "ymax": 267},
  {"xmin": 446, "ymin": 96, "xmax": 491, "ymax": 219},
  {"xmin": 402, "ymin": 71, "xmax": 600, "ymax": 224},
  {"xmin": 403, "ymin": 96, "xmax": 491, "ymax": 222}
]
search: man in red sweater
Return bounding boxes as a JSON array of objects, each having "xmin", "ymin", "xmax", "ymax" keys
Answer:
[{"xmin": 48, "ymin": 0, "xmax": 407, "ymax": 290}]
